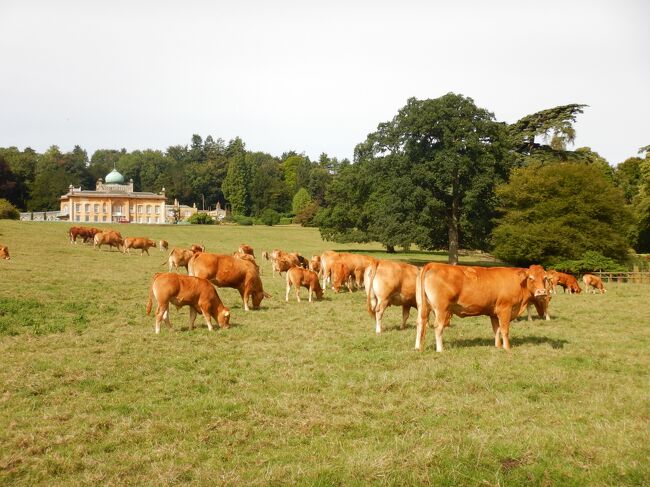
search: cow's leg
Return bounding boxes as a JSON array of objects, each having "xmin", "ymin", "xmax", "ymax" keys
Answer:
[
  {"xmin": 239, "ymin": 288, "xmax": 250, "ymax": 311},
  {"xmin": 200, "ymin": 307, "xmax": 213, "ymax": 331},
  {"xmin": 401, "ymin": 305, "xmax": 410, "ymax": 330},
  {"xmin": 308, "ymin": 285, "xmax": 312, "ymax": 303},
  {"xmin": 374, "ymin": 299, "xmax": 389, "ymax": 334},
  {"xmin": 433, "ymin": 311, "xmax": 450, "ymax": 353},
  {"xmin": 155, "ymin": 304, "xmax": 168, "ymax": 334},
  {"xmin": 285, "ymin": 281, "xmax": 291, "ymax": 302},
  {"xmin": 496, "ymin": 311, "xmax": 512, "ymax": 350},
  {"xmin": 491, "ymin": 316, "xmax": 502, "ymax": 348},
  {"xmin": 188, "ymin": 307, "xmax": 197, "ymax": 330},
  {"xmin": 163, "ymin": 308, "xmax": 172, "ymax": 329}
]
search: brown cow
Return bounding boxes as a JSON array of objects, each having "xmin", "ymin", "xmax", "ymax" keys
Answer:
[
  {"xmin": 364, "ymin": 259, "xmax": 418, "ymax": 334},
  {"xmin": 548, "ymin": 270, "xmax": 582, "ymax": 294},
  {"xmin": 583, "ymin": 273, "xmax": 606, "ymax": 294},
  {"xmin": 331, "ymin": 260, "xmax": 353, "ymax": 292},
  {"xmin": 159, "ymin": 240, "xmax": 169, "ymax": 252},
  {"xmin": 321, "ymin": 251, "xmax": 375, "ymax": 290},
  {"xmin": 0, "ymin": 245, "xmax": 9, "ymax": 260},
  {"xmin": 93, "ymin": 231, "xmax": 123, "ymax": 251},
  {"xmin": 285, "ymin": 266, "xmax": 324, "ymax": 303},
  {"xmin": 190, "ymin": 244, "xmax": 205, "ymax": 253},
  {"xmin": 309, "ymin": 255, "xmax": 322, "ymax": 276},
  {"xmin": 123, "ymin": 237, "xmax": 157, "ymax": 255},
  {"xmin": 146, "ymin": 272, "xmax": 230, "ymax": 334},
  {"xmin": 69, "ymin": 226, "xmax": 101, "ymax": 244},
  {"xmin": 233, "ymin": 252, "xmax": 259, "ymax": 270},
  {"xmin": 267, "ymin": 249, "xmax": 303, "ymax": 277},
  {"xmin": 238, "ymin": 244, "xmax": 255, "ymax": 257},
  {"xmin": 415, "ymin": 264, "xmax": 548, "ymax": 352},
  {"xmin": 189, "ymin": 253, "xmax": 270, "ymax": 311},
  {"xmin": 164, "ymin": 248, "xmax": 196, "ymax": 272}
]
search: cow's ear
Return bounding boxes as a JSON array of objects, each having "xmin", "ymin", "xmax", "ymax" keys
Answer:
[{"xmin": 518, "ymin": 270, "xmax": 529, "ymax": 286}]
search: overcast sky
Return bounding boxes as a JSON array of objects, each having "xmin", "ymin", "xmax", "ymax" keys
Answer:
[{"xmin": 1, "ymin": 0, "xmax": 648, "ymax": 165}]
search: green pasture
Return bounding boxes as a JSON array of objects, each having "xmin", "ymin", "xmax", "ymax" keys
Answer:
[{"xmin": 0, "ymin": 221, "xmax": 648, "ymax": 486}]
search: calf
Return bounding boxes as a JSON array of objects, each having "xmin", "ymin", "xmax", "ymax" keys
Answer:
[
  {"xmin": 146, "ymin": 272, "xmax": 230, "ymax": 334},
  {"xmin": 159, "ymin": 240, "xmax": 169, "ymax": 251},
  {"xmin": 309, "ymin": 255, "xmax": 322, "ymax": 276},
  {"xmin": 583, "ymin": 274, "xmax": 606, "ymax": 294},
  {"xmin": 321, "ymin": 251, "xmax": 374, "ymax": 290},
  {"xmin": 364, "ymin": 259, "xmax": 418, "ymax": 334},
  {"xmin": 190, "ymin": 244, "xmax": 205, "ymax": 253},
  {"xmin": 123, "ymin": 237, "xmax": 157, "ymax": 256},
  {"xmin": 0, "ymin": 245, "xmax": 9, "ymax": 260},
  {"xmin": 285, "ymin": 266, "xmax": 323, "ymax": 303}
]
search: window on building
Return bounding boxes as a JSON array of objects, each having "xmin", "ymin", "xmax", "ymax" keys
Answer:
[
  {"xmin": 102, "ymin": 216, "xmax": 107, "ymax": 222},
  {"xmin": 93, "ymin": 215, "xmax": 98, "ymax": 222},
  {"xmin": 138, "ymin": 205, "xmax": 143, "ymax": 213},
  {"xmin": 114, "ymin": 205, "xmax": 122, "ymax": 215},
  {"xmin": 102, "ymin": 203, "xmax": 106, "ymax": 212},
  {"xmin": 84, "ymin": 203, "xmax": 89, "ymax": 212},
  {"xmin": 94, "ymin": 204, "xmax": 99, "ymax": 213},
  {"xmin": 130, "ymin": 206, "xmax": 134, "ymax": 213},
  {"xmin": 84, "ymin": 215, "xmax": 89, "ymax": 222},
  {"xmin": 146, "ymin": 205, "xmax": 151, "ymax": 214},
  {"xmin": 155, "ymin": 206, "xmax": 160, "ymax": 214},
  {"xmin": 75, "ymin": 215, "xmax": 80, "ymax": 222},
  {"xmin": 75, "ymin": 203, "xmax": 80, "ymax": 212}
]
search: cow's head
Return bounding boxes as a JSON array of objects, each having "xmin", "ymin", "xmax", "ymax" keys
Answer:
[
  {"xmin": 0, "ymin": 246, "xmax": 9, "ymax": 260},
  {"xmin": 523, "ymin": 265, "xmax": 548, "ymax": 297},
  {"xmin": 314, "ymin": 280, "xmax": 324, "ymax": 301},
  {"xmin": 215, "ymin": 305, "xmax": 231, "ymax": 329}
]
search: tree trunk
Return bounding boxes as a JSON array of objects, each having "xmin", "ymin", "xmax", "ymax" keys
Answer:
[
  {"xmin": 448, "ymin": 195, "xmax": 460, "ymax": 265},
  {"xmin": 386, "ymin": 244, "xmax": 395, "ymax": 253}
]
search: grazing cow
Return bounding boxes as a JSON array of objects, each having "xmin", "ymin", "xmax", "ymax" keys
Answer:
[
  {"xmin": 159, "ymin": 240, "xmax": 168, "ymax": 252},
  {"xmin": 0, "ymin": 245, "xmax": 9, "ymax": 260},
  {"xmin": 123, "ymin": 237, "xmax": 157, "ymax": 256},
  {"xmin": 415, "ymin": 264, "xmax": 548, "ymax": 352},
  {"xmin": 331, "ymin": 260, "xmax": 353, "ymax": 292},
  {"xmin": 146, "ymin": 272, "xmax": 230, "ymax": 334},
  {"xmin": 189, "ymin": 253, "xmax": 270, "ymax": 311},
  {"xmin": 266, "ymin": 249, "xmax": 305, "ymax": 277},
  {"xmin": 548, "ymin": 271, "xmax": 582, "ymax": 294},
  {"xmin": 93, "ymin": 231, "xmax": 124, "ymax": 251},
  {"xmin": 364, "ymin": 259, "xmax": 418, "ymax": 334},
  {"xmin": 285, "ymin": 266, "xmax": 324, "ymax": 302},
  {"xmin": 164, "ymin": 248, "xmax": 196, "ymax": 272},
  {"xmin": 583, "ymin": 273, "xmax": 606, "ymax": 294},
  {"xmin": 321, "ymin": 251, "xmax": 375, "ymax": 290},
  {"xmin": 525, "ymin": 264, "xmax": 552, "ymax": 321},
  {"xmin": 309, "ymin": 255, "xmax": 322, "ymax": 276},
  {"xmin": 238, "ymin": 244, "xmax": 255, "ymax": 257},
  {"xmin": 190, "ymin": 244, "xmax": 205, "ymax": 253}
]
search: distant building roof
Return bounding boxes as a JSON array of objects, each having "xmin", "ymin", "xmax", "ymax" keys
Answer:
[{"xmin": 105, "ymin": 168, "xmax": 125, "ymax": 184}]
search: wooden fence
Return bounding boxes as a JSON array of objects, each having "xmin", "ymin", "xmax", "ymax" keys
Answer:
[{"xmin": 594, "ymin": 271, "xmax": 650, "ymax": 284}]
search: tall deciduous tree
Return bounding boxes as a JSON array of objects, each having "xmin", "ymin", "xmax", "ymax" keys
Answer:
[
  {"xmin": 492, "ymin": 162, "xmax": 632, "ymax": 265},
  {"xmin": 333, "ymin": 93, "xmax": 511, "ymax": 263},
  {"xmin": 222, "ymin": 154, "xmax": 251, "ymax": 215}
]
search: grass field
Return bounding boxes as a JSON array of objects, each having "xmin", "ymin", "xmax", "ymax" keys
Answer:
[{"xmin": 0, "ymin": 220, "xmax": 649, "ymax": 486}]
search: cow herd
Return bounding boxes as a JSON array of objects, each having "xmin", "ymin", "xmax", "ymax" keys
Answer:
[{"xmin": 2, "ymin": 225, "xmax": 609, "ymax": 352}]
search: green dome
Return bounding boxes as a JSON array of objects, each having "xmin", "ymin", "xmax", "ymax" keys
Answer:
[{"xmin": 105, "ymin": 168, "xmax": 125, "ymax": 184}]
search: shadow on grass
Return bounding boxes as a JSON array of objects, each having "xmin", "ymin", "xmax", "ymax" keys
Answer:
[{"xmin": 451, "ymin": 335, "xmax": 568, "ymax": 349}]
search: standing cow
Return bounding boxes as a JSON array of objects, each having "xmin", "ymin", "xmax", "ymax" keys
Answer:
[
  {"xmin": 364, "ymin": 259, "xmax": 418, "ymax": 334},
  {"xmin": 415, "ymin": 264, "xmax": 548, "ymax": 352},
  {"xmin": 285, "ymin": 267, "xmax": 323, "ymax": 303},
  {"xmin": 123, "ymin": 237, "xmax": 157, "ymax": 256}
]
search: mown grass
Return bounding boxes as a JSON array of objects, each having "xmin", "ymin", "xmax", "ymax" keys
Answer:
[{"xmin": 0, "ymin": 220, "xmax": 649, "ymax": 486}]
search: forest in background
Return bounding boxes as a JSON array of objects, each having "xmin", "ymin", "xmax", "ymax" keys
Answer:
[{"xmin": 1, "ymin": 93, "xmax": 649, "ymax": 266}]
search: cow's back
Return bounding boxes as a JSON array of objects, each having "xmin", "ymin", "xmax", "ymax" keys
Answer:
[
  {"xmin": 368, "ymin": 259, "xmax": 418, "ymax": 307},
  {"xmin": 190, "ymin": 253, "xmax": 252, "ymax": 287}
]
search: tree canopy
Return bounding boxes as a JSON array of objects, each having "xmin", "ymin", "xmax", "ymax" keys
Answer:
[{"xmin": 491, "ymin": 162, "xmax": 633, "ymax": 266}]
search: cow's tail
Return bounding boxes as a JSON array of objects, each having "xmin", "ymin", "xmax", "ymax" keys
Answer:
[
  {"xmin": 365, "ymin": 260, "xmax": 379, "ymax": 317},
  {"xmin": 417, "ymin": 265, "xmax": 430, "ymax": 326},
  {"xmin": 146, "ymin": 274, "xmax": 159, "ymax": 315},
  {"xmin": 161, "ymin": 250, "xmax": 172, "ymax": 267}
]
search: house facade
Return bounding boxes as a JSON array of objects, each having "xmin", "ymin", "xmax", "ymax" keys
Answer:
[{"xmin": 59, "ymin": 169, "xmax": 167, "ymax": 224}]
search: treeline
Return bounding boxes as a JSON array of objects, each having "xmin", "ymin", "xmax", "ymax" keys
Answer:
[
  {"xmin": 0, "ymin": 135, "xmax": 347, "ymax": 222},
  {"xmin": 1, "ymin": 93, "xmax": 649, "ymax": 267}
]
